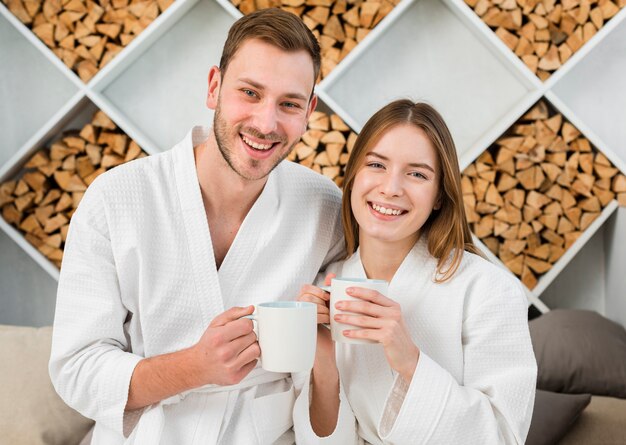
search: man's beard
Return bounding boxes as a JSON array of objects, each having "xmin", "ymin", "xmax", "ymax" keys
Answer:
[{"xmin": 213, "ymin": 99, "xmax": 294, "ymax": 181}]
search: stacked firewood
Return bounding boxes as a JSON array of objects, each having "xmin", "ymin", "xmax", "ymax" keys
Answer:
[
  {"xmin": 288, "ymin": 111, "xmax": 357, "ymax": 186},
  {"xmin": 462, "ymin": 100, "xmax": 626, "ymax": 289},
  {"xmin": 464, "ymin": 0, "xmax": 625, "ymax": 80},
  {"xmin": 0, "ymin": 110, "xmax": 147, "ymax": 267},
  {"xmin": 230, "ymin": 0, "xmax": 400, "ymax": 80},
  {"xmin": 3, "ymin": 0, "xmax": 174, "ymax": 82}
]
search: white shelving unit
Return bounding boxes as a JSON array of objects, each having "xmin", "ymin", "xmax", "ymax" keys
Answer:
[{"xmin": 1, "ymin": 0, "xmax": 625, "ymax": 326}]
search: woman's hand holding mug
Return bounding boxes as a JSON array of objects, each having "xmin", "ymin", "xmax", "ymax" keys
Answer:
[
  {"xmin": 297, "ymin": 273, "xmax": 337, "ymax": 372},
  {"xmin": 335, "ymin": 286, "xmax": 420, "ymax": 383}
]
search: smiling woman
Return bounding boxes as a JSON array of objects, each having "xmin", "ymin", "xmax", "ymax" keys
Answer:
[{"xmin": 294, "ymin": 100, "xmax": 538, "ymax": 445}]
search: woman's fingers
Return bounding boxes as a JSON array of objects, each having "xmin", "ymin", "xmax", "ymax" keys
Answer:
[
  {"xmin": 345, "ymin": 287, "xmax": 396, "ymax": 307},
  {"xmin": 335, "ymin": 299, "xmax": 394, "ymax": 319},
  {"xmin": 324, "ymin": 273, "xmax": 336, "ymax": 287},
  {"xmin": 299, "ymin": 284, "xmax": 330, "ymax": 302},
  {"xmin": 334, "ymin": 313, "xmax": 384, "ymax": 329}
]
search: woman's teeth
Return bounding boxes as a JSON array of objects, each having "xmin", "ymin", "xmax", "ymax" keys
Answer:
[
  {"xmin": 371, "ymin": 203, "xmax": 403, "ymax": 216},
  {"xmin": 242, "ymin": 134, "xmax": 273, "ymax": 150}
]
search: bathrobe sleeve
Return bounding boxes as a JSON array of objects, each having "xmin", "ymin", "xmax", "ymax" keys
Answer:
[
  {"xmin": 49, "ymin": 177, "xmax": 143, "ymax": 437},
  {"xmin": 292, "ymin": 370, "xmax": 359, "ymax": 444},
  {"xmin": 377, "ymin": 277, "xmax": 537, "ymax": 445}
]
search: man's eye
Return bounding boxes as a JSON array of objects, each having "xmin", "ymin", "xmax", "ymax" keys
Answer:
[
  {"xmin": 242, "ymin": 89, "xmax": 256, "ymax": 97},
  {"xmin": 283, "ymin": 102, "xmax": 299, "ymax": 108}
]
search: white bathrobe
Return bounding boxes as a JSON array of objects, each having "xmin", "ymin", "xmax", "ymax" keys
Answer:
[
  {"xmin": 293, "ymin": 236, "xmax": 537, "ymax": 445},
  {"xmin": 49, "ymin": 127, "xmax": 344, "ymax": 444}
]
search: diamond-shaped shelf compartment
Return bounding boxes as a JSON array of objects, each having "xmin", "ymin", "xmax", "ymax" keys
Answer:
[
  {"xmin": 229, "ymin": 0, "xmax": 402, "ymax": 82},
  {"xmin": 287, "ymin": 100, "xmax": 358, "ymax": 187},
  {"xmin": 1, "ymin": 0, "xmax": 175, "ymax": 83},
  {"xmin": 97, "ymin": 0, "xmax": 237, "ymax": 152},
  {"xmin": 320, "ymin": 0, "xmax": 535, "ymax": 160},
  {"xmin": 0, "ymin": 98, "xmax": 149, "ymax": 276},
  {"xmin": 463, "ymin": 0, "xmax": 625, "ymax": 80},
  {"xmin": 462, "ymin": 98, "xmax": 625, "ymax": 296},
  {"xmin": 0, "ymin": 11, "xmax": 78, "ymax": 165},
  {"xmin": 551, "ymin": 12, "xmax": 626, "ymax": 169}
]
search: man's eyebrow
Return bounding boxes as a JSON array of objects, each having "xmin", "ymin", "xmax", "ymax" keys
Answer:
[
  {"xmin": 238, "ymin": 78, "xmax": 308, "ymax": 102},
  {"xmin": 366, "ymin": 151, "xmax": 436, "ymax": 173}
]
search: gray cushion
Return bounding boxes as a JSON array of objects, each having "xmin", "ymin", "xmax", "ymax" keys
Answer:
[
  {"xmin": 526, "ymin": 390, "xmax": 591, "ymax": 445},
  {"xmin": 530, "ymin": 309, "xmax": 626, "ymax": 398},
  {"xmin": 0, "ymin": 325, "xmax": 94, "ymax": 445}
]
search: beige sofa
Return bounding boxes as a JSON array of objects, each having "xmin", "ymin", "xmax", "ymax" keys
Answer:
[{"xmin": 1, "ymin": 324, "xmax": 624, "ymax": 445}]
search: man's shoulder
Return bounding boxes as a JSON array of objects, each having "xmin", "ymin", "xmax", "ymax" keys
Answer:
[
  {"xmin": 275, "ymin": 160, "xmax": 342, "ymax": 201},
  {"xmin": 90, "ymin": 149, "xmax": 173, "ymax": 191}
]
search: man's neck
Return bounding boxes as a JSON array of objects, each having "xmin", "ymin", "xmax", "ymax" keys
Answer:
[
  {"xmin": 194, "ymin": 131, "xmax": 267, "ymax": 222},
  {"xmin": 194, "ymin": 130, "xmax": 269, "ymax": 268}
]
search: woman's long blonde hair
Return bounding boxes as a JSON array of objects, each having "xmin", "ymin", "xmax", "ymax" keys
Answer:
[{"xmin": 341, "ymin": 100, "xmax": 482, "ymax": 282}]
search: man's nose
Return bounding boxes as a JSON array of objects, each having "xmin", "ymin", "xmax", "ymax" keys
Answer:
[{"xmin": 252, "ymin": 101, "xmax": 279, "ymax": 136}]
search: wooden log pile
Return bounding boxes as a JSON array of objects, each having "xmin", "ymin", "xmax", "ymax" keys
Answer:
[
  {"xmin": 3, "ymin": 0, "xmax": 174, "ymax": 82},
  {"xmin": 462, "ymin": 99, "xmax": 626, "ymax": 289},
  {"xmin": 464, "ymin": 0, "xmax": 625, "ymax": 80},
  {"xmin": 288, "ymin": 110, "xmax": 357, "ymax": 186},
  {"xmin": 230, "ymin": 0, "xmax": 400, "ymax": 80},
  {"xmin": 0, "ymin": 110, "xmax": 147, "ymax": 268}
]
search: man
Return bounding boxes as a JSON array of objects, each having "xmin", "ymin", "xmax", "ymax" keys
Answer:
[{"xmin": 49, "ymin": 9, "xmax": 343, "ymax": 444}]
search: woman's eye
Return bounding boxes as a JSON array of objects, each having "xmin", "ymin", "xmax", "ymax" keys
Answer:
[
  {"xmin": 367, "ymin": 162, "xmax": 384, "ymax": 169},
  {"xmin": 410, "ymin": 172, "xmax": 427, "ymax": 179}
]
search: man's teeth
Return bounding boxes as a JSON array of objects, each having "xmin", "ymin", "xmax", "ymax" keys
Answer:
[
  {"xmin": 242, "ymin": 134, "xmax": 273, "ymax": 150},
  {"xmin": 372, "ymin": 203, "xmax": 403, "ymax": 216}
]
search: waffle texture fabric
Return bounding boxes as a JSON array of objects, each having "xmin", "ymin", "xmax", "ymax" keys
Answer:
[
  {"xmin": 293, "ymin": 236, "xmax": 537, "ymax": 445},
  {"xmin": 49, "ymin": 127, "xmax": 344, "ymax": 444}
]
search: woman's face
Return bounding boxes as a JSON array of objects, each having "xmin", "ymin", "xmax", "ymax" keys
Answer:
[{"xmin": 350, "ymin": 124, "xmax": 441, "ymax": 250}]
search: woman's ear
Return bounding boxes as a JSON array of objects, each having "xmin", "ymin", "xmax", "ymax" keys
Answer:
[{"xmin": 433, "ymin": 194, "xmax": 442, "ymax": 211}]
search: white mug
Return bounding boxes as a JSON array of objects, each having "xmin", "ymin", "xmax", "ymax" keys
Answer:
[
  {"xmin": 246, "ymin": 301, "xmax": 317, "ymax": 372},
  {"xmin": 323, "ymin": 277, "xmax": 389, "ymax": 345}
]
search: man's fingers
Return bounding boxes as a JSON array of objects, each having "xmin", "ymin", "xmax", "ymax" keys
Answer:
[
  {"xmin": 210, "ymin": 305, "xmax": 255, "ymax": 327},
  {"xmin": 221, "ymin": 318, "xmax": 255, "ymax": 341},
  {"xmin": 235, "ymin": 341, "xmax": 261, "ymax": 369},
  {"xmin": 228, "ymin": 331, "xmax": 258, "ymax": 356}
]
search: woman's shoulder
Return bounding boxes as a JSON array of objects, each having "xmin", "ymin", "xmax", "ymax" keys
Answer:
[{"xmin": 450, "ymin": 249, "xmax": 527, "ymax": 304}]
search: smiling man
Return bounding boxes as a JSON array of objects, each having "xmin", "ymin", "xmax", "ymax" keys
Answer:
[{"xmin": 49, "ymin": 9, "xmax": 343, "ymax": 445}]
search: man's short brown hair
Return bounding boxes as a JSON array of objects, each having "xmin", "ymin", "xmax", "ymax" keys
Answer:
[{"xmin": 219, "ymin": 8, "xmax": 321, "ymax": 87}]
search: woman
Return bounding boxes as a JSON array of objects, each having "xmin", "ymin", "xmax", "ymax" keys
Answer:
[{"xmin": 293, "ymin": 100, "xmax": 537, "ymax": 444}]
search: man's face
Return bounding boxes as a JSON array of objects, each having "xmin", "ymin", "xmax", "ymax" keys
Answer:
[{"xmin": 206, "ymin": 39, "xmax": 317, "ymax": 181}]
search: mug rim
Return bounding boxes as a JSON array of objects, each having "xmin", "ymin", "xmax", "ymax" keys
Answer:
[
  {"xmin": 331, "ymin": 277, "xmax": 388, "ymax": 284},
  {"xmin": 258, "ymin": 301, "xmax": 316, "ymax": 309}
]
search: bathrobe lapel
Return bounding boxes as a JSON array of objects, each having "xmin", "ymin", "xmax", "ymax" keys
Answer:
[
  {"xmin": 172, "ymin": 134, "xmax": 224, "ymax": 326},
  {"xmin": 217, "ymin": 172, "xmax": 278, "ymax": 309}
]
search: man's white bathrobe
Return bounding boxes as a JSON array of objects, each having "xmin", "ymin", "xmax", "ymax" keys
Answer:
[
  {"xmin": 49, "ymin": 127, "xmax": 343, "ymax": 444},
  {"xmin": 293, "ymin": 236, "xmax": 537, "ymax": 445}
]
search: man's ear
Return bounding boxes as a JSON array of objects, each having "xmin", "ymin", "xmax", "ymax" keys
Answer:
[
  {"xmin": 206, "ymin": 66, "xmax": 221, "ymax": 110},
  {"xmin": 305, "ymin": 93, "xmax": 318, "ymax": 123}
]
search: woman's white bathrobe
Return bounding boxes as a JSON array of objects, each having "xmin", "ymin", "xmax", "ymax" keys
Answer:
[
  {"xmin": 49, "ymin": 127, "xmax": 344, "ymax": 444},
  {"xmin": 293, "ymin": 237, "xmax": 537, "ymax": 445}
]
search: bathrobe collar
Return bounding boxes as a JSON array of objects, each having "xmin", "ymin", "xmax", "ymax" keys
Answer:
[{"xmin": 172, "ymin": 126, "xmax": 279, "ymax": 325}]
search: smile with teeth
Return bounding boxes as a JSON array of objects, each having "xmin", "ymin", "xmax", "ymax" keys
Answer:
[
  {"xmin": 370, "ymin": 202, "xmax": 405, "ymax": 216},
  {"xmin": 241, "ymin": 134, "xmax": 275, "ymax": 150}
]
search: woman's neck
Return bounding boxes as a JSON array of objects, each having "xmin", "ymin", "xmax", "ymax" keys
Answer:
[{"xmin": 358, "ymin": 234, "xmax": 419, "ymax": 282}]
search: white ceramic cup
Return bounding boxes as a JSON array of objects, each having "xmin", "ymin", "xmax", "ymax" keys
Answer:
[
  {"xmin": 246, "ymin": 301, "xmax": 317, "ymax": 373},
  {"xmin": 323, "ymin": 277, "xmax": 389, "ymax": 345}
]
